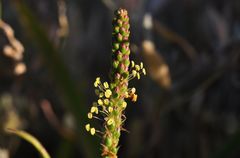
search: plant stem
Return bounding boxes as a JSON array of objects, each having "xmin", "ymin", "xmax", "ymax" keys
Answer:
[{"xmin": 101, "ymin": 8, "xmax": 131, "ymax": 158}]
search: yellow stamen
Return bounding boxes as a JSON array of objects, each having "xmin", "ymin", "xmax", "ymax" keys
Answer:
[
  {"xmin": 122, "ymin": 102, "xmax": 127, "ymax": 108},
  {"xmin": 131, "ymin": 61, "xmax": 135, "ymax": 68},
  {"xmin": 142, "ymin": 68, "xmax": 146, "ymax": 75},
  {"xmin": 85, "ymin": 124, "xmax": 90, "ymax": 131},
  {"xmin": 132, "ymin": 70, "xmax": 137, "ymax": 77},
  {"xmin": 98, "ymin": 99, "xmax": 103, "ymax": 105},
  {"xmin": 108, "ymin": 107, "xmax": 113, "ymax": 113},
  {"xmin": 90, "ymin": 128, "xmax": 96, "ymax": 135},
  {"xmin": 103, "ymin": 82, "xmax": 109, "ymax": 88},
  {"xmin": 107, "ymin": 118, "xmax": 114, "ymax": 125},
  {"xmin": 105, "ymin": 89, "xmax": 112, "ymax": 98},
  {"xmin": 88, "ymin": 113, "xmax": 93, "ymax": 119},
  {"xmin": 135, "ymin": 65, "xmax": 140, "ymax": 71},
  {"xmin": 104, "ymin": 99, "xmax": 109, "ymax": 105},
  {"xmin": 137, "ymin": 73, "xmax": 140, "ymax": 79}
]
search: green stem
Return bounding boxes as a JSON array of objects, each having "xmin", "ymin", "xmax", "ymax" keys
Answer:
[
  {"xmin": 6, "ymin": 129, "xmax": 51, "ymax": 158},
  {"xmin": 101, "ymin": 8, "xmax": 130, "ymax": 158}
]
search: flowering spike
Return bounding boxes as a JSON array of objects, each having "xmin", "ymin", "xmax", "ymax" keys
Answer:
[{"xmin": 85, "ymin": 8, "xmax": 146, "ymax": 158}]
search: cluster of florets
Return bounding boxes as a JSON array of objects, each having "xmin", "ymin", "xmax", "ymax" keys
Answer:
[
  {"xmin": 85, "ymin": 75, "xmax": 137, "ymax": 135},
  {"xmin": 85, "ymin": 61, "xmax": 146, "ymax": 136},
  {"xmin": 129, "ymin": 61, "xmax": 146, "ymax": 80}
]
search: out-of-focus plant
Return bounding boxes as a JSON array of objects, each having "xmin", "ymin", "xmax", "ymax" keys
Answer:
[
  {"xmin": 6, "ymin": 128, "xmax": 51, "ymax": 158},
  {"xmin": 0, "ymin": 2, "xmax": 26, "ymax": 76},
  {"xmin": 11, "ymin": 1, "xmax": 99, "ymax": 157},
  {"xmin": 85, "ymin": 8, "xmax": 146, "ymax": 158}
]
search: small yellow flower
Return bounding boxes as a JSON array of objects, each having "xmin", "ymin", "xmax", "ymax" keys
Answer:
[
  {"xmin": 95, "ymin": 108, "xmax": 99, "ymax": 114},
  {"xmin": 103, "ymin": 82, "xmax": 109, "ymax": 89},
  {"xmin": 131, "ymin": 61, "xmax": 135, "ymax": 68},
  {"xmin": 104, "ymin": 99, "xmax": 109, "ymax": 105},
  {"xmin": 107, "ymin": 118, "xmax": 114, "ymax": 125},
  {"xmin": 108, "ymin": 107, "xmax": 113, "ymax": 113},
  {"xmin": 99, "ymin": 93, "xmax": 104, "ymax": 98},
  {"xmin": 94, "ymin": 77, "xmax": 101, "ymax": 87},
  {"xmin": 142, "ymin": 68, "xmax": 146, "ymax": 75},
  {"xmin": 132, "ymin": 94, "xmax": 138, "ymax": 102},
  {"xmin": 105, "ymin": 89, "xmax": 112, "ymax": 98},
  {"xmin": 131, "ymin": 87, "xmax": 136, "ymax": 94},
  {"xmin": 122, "ymin": 101, "xmax": 127, "ymax": 108},
  {"xmin": 90, "ymin": 106, "xmax": 96, "ymax": 113},
  {"xmin": 98, "ymin": 99, "xmax": 103, "ymax": 105},
  {"xmin": 85, "ymin": 124, "xmax": 90, "ymax": 131},
  {"xmin": 90, "ymin": 128, "xmax": 96, "ymax": 135},
  {"xmin": 132, "ymin": 70, "xmax": 137, "ymax": 77},
  {"xmin": 140, "ymin": 62, "xmax": 143, "ymax": 69},
  {"xmin": 96, "ymin": 77, "xmax": 100, "ymax": 81},
  {"xmin": 137, "ymin": 73, "xmax": 140, "ymax": 80},
  {"xmin": 88, "ymin": 113, "xmax": 93, "ymax": 119},
  {"xmin": 135, "ymin": 65, "xmax": 140, "ymax": 71},
  {"xmin": 125, "ymin": 91, "xmax": 129, "ymax": 98}
]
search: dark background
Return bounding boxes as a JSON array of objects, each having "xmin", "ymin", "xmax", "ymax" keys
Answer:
[{"xmin": 1, "ymin": 0, "xmax": 240, "ymax": 158}]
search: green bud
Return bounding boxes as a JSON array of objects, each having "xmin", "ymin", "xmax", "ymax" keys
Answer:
[
  {"xmin": 113, "ymin": 60, "xmax": 119, "ymax": 69},
  {"xmin": 105, "ymin": 138, "xmax": 112, "ymax": 147},
  {"xmin": 113, "ymin": 43, "xmax": 119, "ymax": 50},
  {"xmin": 117, "ymin": 33, "xmax": 123, "ymax": 42},
  {"xmin": 117, "ymin": 53, "xmax": 122, "ymax": 61},
  {"xmin": 114, "ymin": 26, "xmax": 120, "ymax": 33},
  {"xmin": 124, "ymin": 59, "xmax": 130, "ymax": 66}
]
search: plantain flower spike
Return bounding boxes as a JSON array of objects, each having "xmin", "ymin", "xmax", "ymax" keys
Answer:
[{"xmin": 85, "ymin": 8, "xmax": 146, "ymax": 158}]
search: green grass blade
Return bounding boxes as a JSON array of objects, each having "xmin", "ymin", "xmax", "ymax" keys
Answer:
[{"xmin": 6, "ymin": 128, "xmax": 51, "ymax": 158}]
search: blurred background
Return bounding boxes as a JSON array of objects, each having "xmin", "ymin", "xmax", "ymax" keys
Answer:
[{"xmin": 0, "ymin": 0, "xmax": 240, "ymax": 158}]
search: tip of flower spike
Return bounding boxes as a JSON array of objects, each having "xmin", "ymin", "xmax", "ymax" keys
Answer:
[{"xmin": 115, "ymin": 8, "xmax": 128, "ymax": 16}]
